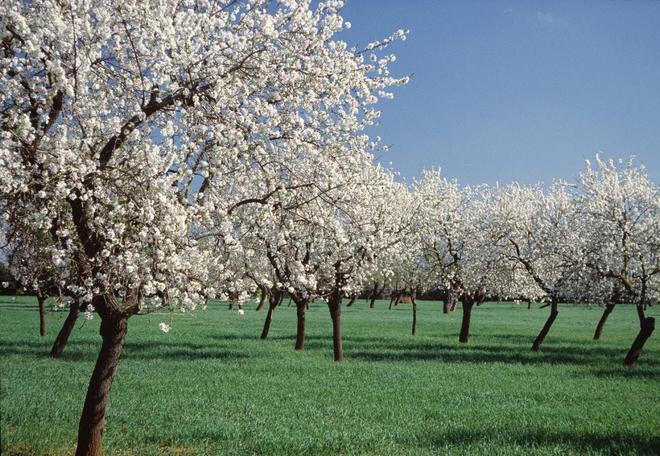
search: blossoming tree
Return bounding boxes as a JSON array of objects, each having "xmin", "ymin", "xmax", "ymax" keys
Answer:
[{"xmin": 0, "ymin": 0, "xmax": 407, "ymax": 454}]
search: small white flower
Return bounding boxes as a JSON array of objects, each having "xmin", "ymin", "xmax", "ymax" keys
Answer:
[
  {"xmin": 238, "ymin": 309, "xmax": 245, "ymax": 316},
  {"xmin": 159, "ymin": 322, "xmax": 171, "ymax": 333}
]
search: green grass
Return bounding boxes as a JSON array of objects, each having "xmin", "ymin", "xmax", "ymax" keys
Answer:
[{"xmin": 1, "ymin": 296, "xmax": 658, "ymax": 455}]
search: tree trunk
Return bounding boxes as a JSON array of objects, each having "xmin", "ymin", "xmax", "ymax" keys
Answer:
[
  {"xmin": 328, "ymin": 291, "xmax": 343, "ymax": 362},
  {"xmin": 459, "ymin": 301, "xmax": 473, "ymax": 343},
  {"xmin": 593, "ymin": 304, "xmax": 615, "ymax": 340},
  {"xmin": 50, "ymin": 300, "xmax": 81, "ymax": 358},
  {"xmin": 260, "ymin": 296, "xmax": 277, "ymax": 340},
  {"xmin": 624, "ymin": 306, "xmax": 655, "ymax": 366},
  {"xmin": 37, "ymin": 293, "xmax": 47, "ymax": 337},
  {"xmin": 369, "ymin": 282, "xmax": 378, "ymax": 308},
  {"xmin": 255, "ymin": 285, "xmax": 268, "ymax": 311},
  {"xmin": 75, "ymin": 314, "xmax": 128, "ymax": 456},
  {"xmin": 346, "ymin": 294, "xmax": 357, "ymax": 307},
  {"xmin": 295, "ymin": 300, "xmax": 307, "ymax": 350},
  {"xmin": 527, "ymin": 301, "xmax": 532, "ymax": 310},
  {"xmin": 443, "ymin": 299, "xmax": 450, "ymax": 314},
  {"xmin": 449, "ymin": 294, "xmax": 458, "ymax": 312},
  {"xmin": 531, "ymin": 299, "xmax": 558, "ymax": 351},
  {"xmin": 411, "ymin": 297, "xmax": 417, "ymax": 336},
  {"xmin": 228, "ymin": 301, "xmax": 234, "ymax": 310}
]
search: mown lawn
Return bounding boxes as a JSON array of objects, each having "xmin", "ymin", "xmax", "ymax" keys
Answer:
[{"xmin": 0, "ymin": 296, "xmax": 658, "ymax": 455}]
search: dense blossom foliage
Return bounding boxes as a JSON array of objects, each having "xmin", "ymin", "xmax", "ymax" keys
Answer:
[{"xmin": 0, "ymin": 0, "xmax": 408, "ymax": 314}]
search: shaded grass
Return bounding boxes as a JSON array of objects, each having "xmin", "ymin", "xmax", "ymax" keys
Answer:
[{"xmin": 0, "ymin": 296, "xmax": 658, "ymax": 455}]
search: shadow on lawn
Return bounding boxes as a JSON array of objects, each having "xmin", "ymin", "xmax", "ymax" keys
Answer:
[
  {"xmin": 418, "ymin": 428, "xmax": 660, "ymax": 455},
  {"xmin": 0, "ymin": 339, "xmax": 249, "ymax": 362},
  {"xmin": 297, "ymin": 335, "xmax": 653, "ymax": 367}
]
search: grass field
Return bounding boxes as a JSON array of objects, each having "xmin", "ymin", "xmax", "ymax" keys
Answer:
[{"xmin": 1, "ymin": 296, "xmax": 658, "ymax": 455}]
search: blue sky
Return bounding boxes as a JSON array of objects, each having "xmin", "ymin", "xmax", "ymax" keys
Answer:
[{"xmin": 338, "ymin": 0, "xmax": 660, "ymax": 185}]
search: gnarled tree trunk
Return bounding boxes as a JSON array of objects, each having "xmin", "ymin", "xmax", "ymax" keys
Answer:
[
  {"xmin": 50, "ymin": 300, "xmax": 81, "ymax": 358},
  {"xmin": 328, "ymin": 289, "xmax": 343, "ymax": 361},
  {"xmin": 593, "ymin": 303, "xmax": 615, "ymax": 340},
  {"xmin": 624, "ymin": 305, "xmax": 655, "ymax": 366},
  {"xmin": 75, "ymin": 314, "xmax": 128, "ymax": 456},
  {"xmin": 37, "ymin": 293, "xmax": 47, "ymax": 337},
  {"xmin": 459, "ymin": 300, "xmax": 473, "ymax": 343},
  {"xmin": 532, "ymin": 299, "xmax": 558, "ymax": 351}
]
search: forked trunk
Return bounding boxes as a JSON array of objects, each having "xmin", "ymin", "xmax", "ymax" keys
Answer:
[
  {"xmin": 459, "ymin": 301, "xmax": 473, "ymax": 343},
  {"xmin": 295, "ymin": 300, "xmax": 307, "ymax": 350},
  {"xmin": 531, "ymin": 299, "xmax": 558, "ymax": 351},
  {"xmin": 624, "ymin": 306, "xmax": 655, "ymax": 366},
  {"xmin": 50, "ymin": 300, "xmax": 81, "ymax": 358},
  {"xmin": 75, "ymin": 315, "xmax": 128, "ymax": 456},
  {"xmin": 593, "ymin": 304, "xmax": 615, "ymax": 340},
  {"xmin": 37, "ymin": 293, "xmax": 47, "ymax": 337},
  {"xmin": 328, "ymin": 291, "xmax": 343, "ymax": 361}
]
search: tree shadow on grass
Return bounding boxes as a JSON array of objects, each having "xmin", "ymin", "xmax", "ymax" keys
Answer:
[
  {"xmin": 418, "ymin": 428, "xmax": 660, "ymax": 455},
  {"xmin": 122, "ymin": 341, "xmax": 249, "ymax": 361},
  {"xmin": 0, "ymin": 339, "xmax": 249, "ymax": 362},
  {"xmin": 346, "ymin": 340, "xmax": 655, "ymax": 367}
]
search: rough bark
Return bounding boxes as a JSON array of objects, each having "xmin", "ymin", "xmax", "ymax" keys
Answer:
[
  {"xmin": 593, "ymin": 304, "xmax": 615, "ymax": 340},
  {"xmin": 75, "ymin": 314, "xmax": 128, "ymax": 456},
  {"xmin": 37, "ymin": 293, "xmax": 47, "ymax": 337},
  {"xmin": 459, "ymin": 300, "xmax": 473, "ymax": 343},
  {"xmin": 50, "ymin": 300, "xmax": 81, "ymax": 358},
  {"xmin": 328, "ymin": 290, "xmax": 343, "ymax": 362},
  {"xmin": 295, "ymin": 299, "xmax": 307, "ymax": 350},
  {"xmin": 624, "ymin": 306, "xmax": 655, "ymax": 366},
  {"xmin": 531, "ymin": 299, "xmax": 558, "ymax": 351}
]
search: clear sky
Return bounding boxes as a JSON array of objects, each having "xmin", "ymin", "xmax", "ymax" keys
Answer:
[{"xmin": 337, "ymin": 0, "xmax": 660, "ymax": 185}]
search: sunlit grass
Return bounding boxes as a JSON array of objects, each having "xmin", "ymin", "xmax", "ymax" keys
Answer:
[{"xmin": 1, "ymin": 296, "xmax": 658, "ymax": 455}]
